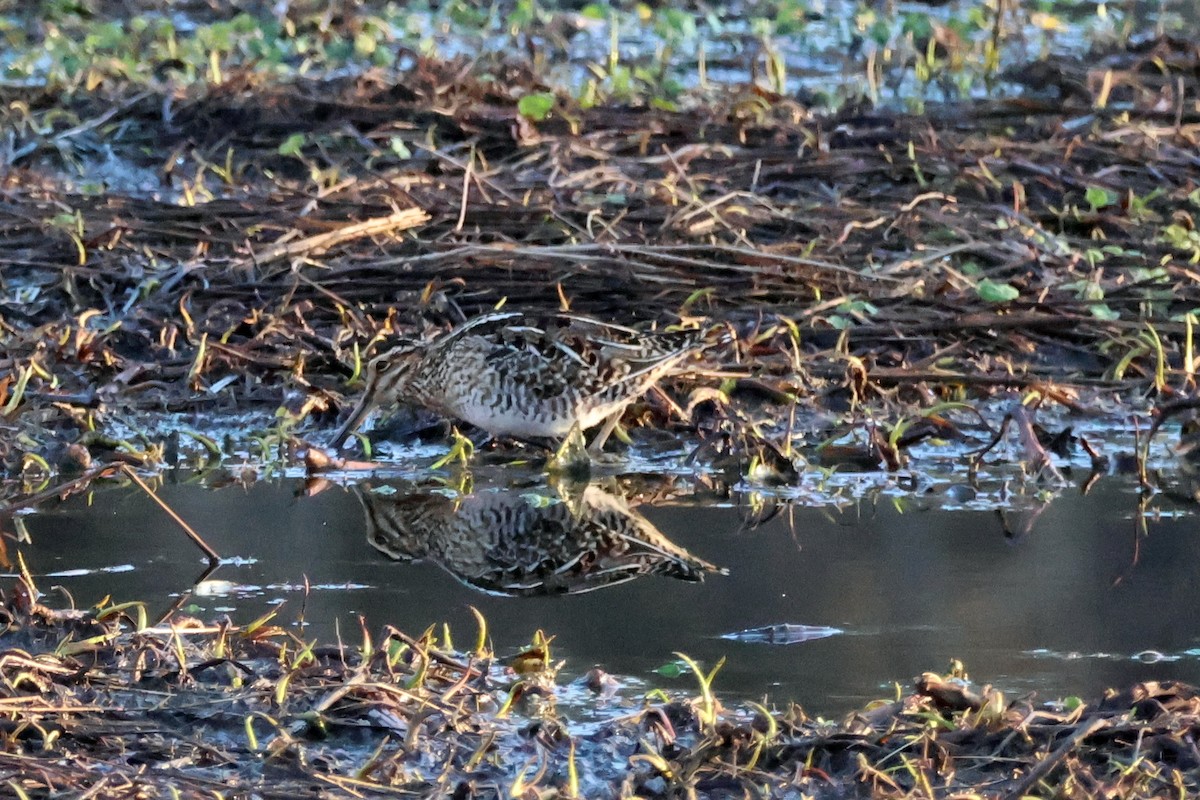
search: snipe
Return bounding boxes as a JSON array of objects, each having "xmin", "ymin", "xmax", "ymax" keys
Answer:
[{"xmin": 331, "ymin": 311, "xmax": 711, "ymax": 450}]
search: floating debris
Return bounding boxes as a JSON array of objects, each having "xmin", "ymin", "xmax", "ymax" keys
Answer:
[
  {"xmin": 44, "ymin": 564, "xmax": 135, "ymax": 577},
  {"xmin": 720, "ymin": 623, "xmax": 844, "ymax": 644}
]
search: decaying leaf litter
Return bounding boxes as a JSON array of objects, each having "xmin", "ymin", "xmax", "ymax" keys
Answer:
[
  {"xmin": 5, "ymin": 570, "xmax": 1200, "ymax": 799},
  {"xmin": 2, "ymin": 0, "xmax": 1200, "ymax": 796},
  {"xmin": 2, "ymin": 28, "xmax": 1200, "ymax": 490}
]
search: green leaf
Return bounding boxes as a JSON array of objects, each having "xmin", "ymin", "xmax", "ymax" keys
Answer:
[
  {"xmin": 867, "ymin": 20, "xmax": 891, "ymax": 45},
  {"xmin": 653, "ymin": 661, "xmax": 687, "ymax": 678},
  {"xmin": 519, "ymin": 493, "xmax": 557, "ymax": 508},
  {"xmin": 655, "ymin": 8, "xmax": 697, "ymax": 41},
  {"xmin": 827, "ymin": 315, "xmax": 852, "ymax": 330},
  {"xmin": 354, "ymin": 30, "xmax": 377, "ymax": 56},
  {"xmin": 580, "ymin": 3, "xmax": 609, "ymax": 20},
  {"xmin": 278, "ymin": 133, "xmax": 306, "ymax": 157},
  {"xmin": 976, "ymin": 278, "xmax": 1019, "ymax": 303},
  {"xmin": 901, "ymin": 11, "xmax": 933, "ymax": 39},
  {"xmin": 1085, "ymin": 185, "xmax": 1118, "ymax": 210},
  {"xmin": 507, "ymin": 0, "xmax": 537, "ymax": 27},
  {"xmin": 517, "ymin": 92, "xmax": 555, "ymax": 121},
  {"xmin": 389, "ymin": 136, "xmax": 412, "ymax": 159}
]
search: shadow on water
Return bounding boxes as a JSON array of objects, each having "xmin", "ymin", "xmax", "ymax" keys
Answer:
[{"xmin": 14, "ymin": 471, "xmax": 1200, "ymax": 714}]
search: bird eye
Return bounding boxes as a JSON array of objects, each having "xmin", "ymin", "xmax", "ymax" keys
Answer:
[{"xmin": 375, "ymin": 359, "xmax": 390, "ymax": 372}]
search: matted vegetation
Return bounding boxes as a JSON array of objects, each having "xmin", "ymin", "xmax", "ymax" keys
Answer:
[
  {"xmin": 1, "ymin": 574, "xmax": 1198, "ymax": 798},
  {"xmin": 1, "ymin": 3, "xmax": 1198, "ymax": 486},
  {"xmin": 2, "ymin": 1, "xmax": 1200, "ymax": 794}
]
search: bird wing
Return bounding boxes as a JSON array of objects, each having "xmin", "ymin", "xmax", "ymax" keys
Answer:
[{"xmin": 439, "ymin": 312, "xmax": 707, "ymax": 401}]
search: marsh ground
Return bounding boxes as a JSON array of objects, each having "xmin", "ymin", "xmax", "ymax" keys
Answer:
[{"xmin": 2, "ymin": 0, "xmax": 1200, "ymax": 796}]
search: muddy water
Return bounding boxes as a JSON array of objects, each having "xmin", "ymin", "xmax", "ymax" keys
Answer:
[{"xmin": 15, "ymin": 473, "xmax": 1200, "ymax": 714}]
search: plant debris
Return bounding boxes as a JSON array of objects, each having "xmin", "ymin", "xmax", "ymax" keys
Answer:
[
  {"xmin": 3, "ymin": 3, "xmax": 1200, "ymax": 794},
  {"xmin": 0, "ymin": 578, "xmax": 1197, "ymax": 798},
  {"xmin": 1, "ymin": 5, "xmax": 1199, "ymax": 491}
]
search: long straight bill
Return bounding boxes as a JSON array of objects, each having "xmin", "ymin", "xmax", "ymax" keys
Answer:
[{"xmin": 331, "ymin": 388, "xmax": 377, "ymax": 449}]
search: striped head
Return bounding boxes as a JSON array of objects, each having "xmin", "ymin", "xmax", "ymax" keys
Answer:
[{"xmin": 330, "ymin": 339, "xmax": 425, "ymax": 448}]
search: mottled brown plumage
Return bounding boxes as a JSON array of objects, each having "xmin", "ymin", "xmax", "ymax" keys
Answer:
[{"xmin": 332, "ymin": 311, "xmax": 709, "ymax": 448}]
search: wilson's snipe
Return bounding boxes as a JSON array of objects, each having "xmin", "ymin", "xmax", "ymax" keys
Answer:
[
  {"xmin": 332, "ymin": 311, "xmax": 711, "ymax": 450},
  {"xmin": 358, "ymin": 483, "xmax": 723, "ymax": 596}
]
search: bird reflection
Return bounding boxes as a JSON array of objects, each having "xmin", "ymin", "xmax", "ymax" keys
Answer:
[{"xmin": 356, "ymin": 483, "xmax": 723, "ymax": 596}]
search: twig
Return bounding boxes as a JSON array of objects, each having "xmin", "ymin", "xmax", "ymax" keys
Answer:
[
  {"xmin": 236, "ymin": 207, "xmax": 430, "ymax": 271},
  {"xmin": 456, "ymin": 146, "xmax": 474, "ymax": 232},
  {"xmin": 155, "ymin": 560, "xmax": 222, "ymax": 626},
  {"xmin": 0, "ymin": 464, "xmax": 117, "ymax": 515},
  {"xmin": 1003, "ymin": 716, "xmax": 1107, "ymax": 800},
  {"xmin": 120, "ymin": 464, "xmax": 221, "ymax": 566}
]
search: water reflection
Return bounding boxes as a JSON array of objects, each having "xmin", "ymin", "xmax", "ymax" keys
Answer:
[
  {"xmin": 14, "ymin": 472, "xmax": 1200, "ymax": 714},
  {"xmin": 358, "ymin": 482, "xmax": 724, "ymax": 596}
]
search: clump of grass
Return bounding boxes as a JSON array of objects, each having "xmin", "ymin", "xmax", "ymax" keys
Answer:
[{"xmin": 1, "ymin": 574, "xmax": 1197, "ymax": 798}]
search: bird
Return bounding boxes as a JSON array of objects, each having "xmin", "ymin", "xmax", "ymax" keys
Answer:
[
  {"xmin": 330, "ymin": 311, "xmax": 713, "ymax": 451},
  {"xmin": 357, "ymin": 483, "xmax": 724, "ymax": 596}
]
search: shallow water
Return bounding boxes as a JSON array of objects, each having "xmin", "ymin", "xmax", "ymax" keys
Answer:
[{"xmin": 15, "ymin": 469, "xmax": 1200, "ymax": 715}]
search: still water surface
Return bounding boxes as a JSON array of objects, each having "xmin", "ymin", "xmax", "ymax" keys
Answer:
[{"xmin": 17, "ymin": 473, "xmax": 1200, "ymax": 715}]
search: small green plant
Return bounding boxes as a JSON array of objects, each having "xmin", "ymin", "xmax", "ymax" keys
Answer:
[
  {"xmin": 1127, "ymin": 187, "xmax": 1164, "ymax": 220},
  {"xmin": 47, "ymin": 209, "xmax": 87, "ymax": 264},
  {"xmin": 1161, "ymin": 223, "xmax": 1200, "ymax": 263},
  {"xmin": 1084, "ymin": 185, "xmax": 1119, "ymax": 212},
  {"xmin": 517, "ymin": 92, "xmax": 555, "ymax": 121},
  {"xmin": 825, "ymin": 298, "xmax": 879, "ymax": 330},
  {"xmin": 673, "ymin": 652, "xmax": 725, "ymax": 729},
  {"xmin": 976, "ymin": 278, "xmax": 1019, "ymax": 304}
]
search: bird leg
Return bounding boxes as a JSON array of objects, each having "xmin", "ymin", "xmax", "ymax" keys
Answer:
[
  {"xmin": 430, "ymin": 427, "xmax": 476, "ymax": 469},
  {"xmin": 548, "ymin": 424, "xmax": 592, "ymax": 482},
  {"xmin": 588, "ymin": 411, "xmax": 624, "ymax": 454},
  {"xmin": 650, "ymin": 384, "xmax": 688, "ymax": 421}
]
